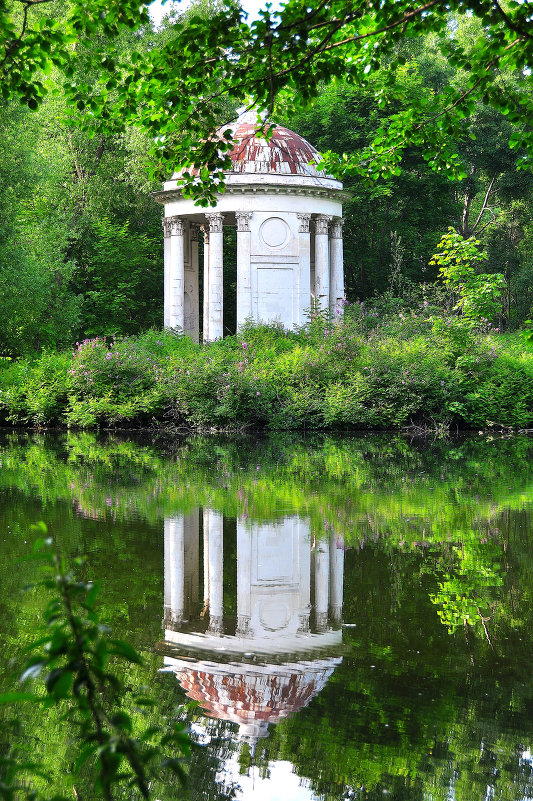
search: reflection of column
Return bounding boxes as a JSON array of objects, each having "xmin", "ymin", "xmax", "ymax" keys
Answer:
[
  {"xmin": 314, "ymin": 539, "xmax": 330, "ymax": 632},
  {"xmin": 201, "ymin": 226, "xmax": 210, "ymax": 342},
  {"xmin": 164, "ymin": 516, "xmax": 185, "ymax": 627},
  {"xmin": 236, "ymin": 519, "xmax": 251, "ymax": 636},
  {"xmin": 314, "ymin": 215, "xmax": 332, "ymax": 313},
  {"xmin": 207, "ymin": 510, "xmax": 224, "ymax": 634},
  {"xmin": 184, "ymin": 510, "xmax": 199, "ymax": 618},
  {"xmin": 206, "ymin": 212, "xmax": 224, "ymax": 340},
  {"xmin": 202, "ymin": 507, "xmax": 210, "ymax": 611},
  {"xmin": 297, "ymin": 213, "xmax": 312, "ymax": 325},
  {"xmin": 298, "ymin": 519, "xmax": 312, "ymax": 632},
  {"xmin": 162, "ymin": 218, "xmax": 172, "ymax": 328},
  {"xmin": 189, "ymin": 224, "xmax": 200, "ymax": 342},
  {"xmin": 236, "ymin": 212, "xmax": 252, "ymax": 330},
  {"xmin": 329, "ymin": 536, "xmax": 344, "ymax": 627},
  {"xmin": 164, "ymin": 512, "xmax": 171, "ymax": 620},
  {"xmin": 168, "ymin": 216, "xmax": 186, "ymax": 330},
  {"xmin": 330, "ymin": 218, "xmax": 344, "ymax": 317}
]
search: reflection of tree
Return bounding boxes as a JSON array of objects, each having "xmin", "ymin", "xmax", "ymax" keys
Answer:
[
  {"xmin": 1, "ymin": 433, "xmax": 533, "ymax": 800},
  {"xmin": 262, "ymin": 545, "xmax": 533, "ymax": 801},
  {"xmin": 1, "ymin": 431, "xmax": 532, "ymax": 643},
  {"xmin": 429, "ymin": 542, "xmax": 503, "ymax": 641}
]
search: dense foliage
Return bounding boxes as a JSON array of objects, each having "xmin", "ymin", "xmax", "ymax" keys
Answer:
[
  {"xmin": 2, "ymin": 0, "xmax": 532, "ymax": 203},
  {"xmin": 0, "ymin": 530, "xmax": 190, "ymax": 801},
  {"xmin": 0, "ymin": 312, "xmax": 532, "ymax": 431}
]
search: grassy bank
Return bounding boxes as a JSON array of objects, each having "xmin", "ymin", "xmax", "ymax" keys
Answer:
[{"xmin": 0, "ymin": 311, "xmax": 532, "ymax": 430}]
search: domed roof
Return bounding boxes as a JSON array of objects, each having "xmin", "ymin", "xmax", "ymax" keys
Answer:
[
  {"xmin": 159, "ymin": 109, "xmax": 343, "ymax": 198},
  {"xmin": 224, "ymin": 111, "xmax": 332, "ymax": 179}
]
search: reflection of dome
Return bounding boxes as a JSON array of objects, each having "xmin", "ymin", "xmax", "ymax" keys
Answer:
[{"xmin": 166, "ymin": 657, "xmax": 341, "ymax": 742}]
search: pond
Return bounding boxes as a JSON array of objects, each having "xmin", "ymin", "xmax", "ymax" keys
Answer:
[{"xmin": 1, "ymin": 431, "xmax": 533, "ymax": 801}]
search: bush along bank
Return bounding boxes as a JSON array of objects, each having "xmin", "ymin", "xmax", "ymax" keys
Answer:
[{"xmin": 0, "ymin": 312, "xmax": 532, "ymax": 431}]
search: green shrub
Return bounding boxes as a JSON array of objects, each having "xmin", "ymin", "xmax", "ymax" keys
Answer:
[
  {"xmin": 0, "ymin": 318, "xmax": 531, "ymax": 431},
  {"xmin": 0, "ymin": 351, "xmax": 70, "ymax": 425}
]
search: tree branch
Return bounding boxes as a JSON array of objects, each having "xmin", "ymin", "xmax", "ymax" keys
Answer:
[
  {"xmin": 493, "ymin": 1, "xmax": 533, "ymax": 42},
  {"xmin": 471, "ymin": 175, "xmax": 497, "ymax": 233}
]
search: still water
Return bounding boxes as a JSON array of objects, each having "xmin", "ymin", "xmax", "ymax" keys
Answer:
[{"xmin": 1, "ymin": 431, "xmax": 533, "ymax": 801}]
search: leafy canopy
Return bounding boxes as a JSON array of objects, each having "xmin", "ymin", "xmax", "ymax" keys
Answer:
[{"xmin": 1, "ymin": 0, "xmax": 532, "ymax": 202}]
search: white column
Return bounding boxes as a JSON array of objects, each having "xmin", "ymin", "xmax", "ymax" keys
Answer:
[
  {"xmin": 329, "ymin": 536, "xmax": 344, "ymax": 627},
  {"xmin": 236, "ymin": 519, "xmax": 252, "ymax": 636},
  {"xmin": 164, "ymin": 516, "xmax": 185, "ymax": 628},
  {"xmin": 236, "ymin": 212, "xmax": 252, "ymax": 330},
  {"xmin": 297, "ymin": 213, "xmax": 312, "ymax": 325},
  {"xmin": 314, "ymin": 538, "xmax": 330, "ymax": 632},
  {"xmin": 314, "ymin": 215, "xmax": 332, "ymax": 314},
  {"xmin": 189, "ymin": 224, "xmax": 200, "ymax": 342},
  {"xmin": 207, "ymin": 509, "xmax": 224, "ymax": 634},
  {"xmin": 330, "ymin": 218, "xmax": 345, "ymax": 317},
  {"xmin": 162, "ymin": 218, "xmax": 172, "ymax": 328},
  {"xmin": 167, "ymin": 216, "xmax": 186, "ymax": 330},
  {"xmin": 205, "ymin": 212, "xmax": 224, "ymax": 341},
  {"xmin": 201, "ymin": 226, "xmax": 210, "ymax": 343}
]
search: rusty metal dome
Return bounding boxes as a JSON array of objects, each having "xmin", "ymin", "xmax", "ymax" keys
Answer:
[{"xmin": 226, "ymin": 112, "xmax": 332, "ymax": 179}]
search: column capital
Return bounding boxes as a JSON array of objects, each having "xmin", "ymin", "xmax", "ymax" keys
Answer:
[
  {"xmin": 169, "ymin": 215, "xmax": 186, "ymax": 236},
  {"xmin": 316, "ymin": 611, "xmax": 329, "ymax": 633},
  {"xmin": 190, "ymin": 223, "xmax": 200, "ymax": 242},
  {"xmin": 235, "ymin": 211, "xmax": 252, "ymax": 232},
  {"xmin": 297, "ymin": 212, "xmax": 312, "ymax": 233},
  {"xmin": 208, "ymin": 615, "xmax": 224, "ymax": 636},
  {"xmin": 205, "ymin": 211, "xmax": 224, "ymax": 233},
  {"xmin": 162, "ymin": 217, "xmax": 172, "ymax": 238},
  {"xmin": 330, "ymin": 218, "xmax": 345, "ymax": 239},
  {"xmin": 314, "ymin": 214, "xmax": 332, "ymax": 235}
]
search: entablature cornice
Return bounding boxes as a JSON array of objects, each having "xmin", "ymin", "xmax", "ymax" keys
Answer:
[{"xmin": 152, "ymin": 183, "xmax": 351, "ymax": 206}]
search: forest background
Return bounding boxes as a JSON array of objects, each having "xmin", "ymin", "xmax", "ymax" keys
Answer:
[{"xmin": 1, "ymin": 0, "xmax": 533, "ymax": 356}]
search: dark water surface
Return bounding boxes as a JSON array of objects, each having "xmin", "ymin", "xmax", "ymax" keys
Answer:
[{"xmin": 1, "ymin": 431, "xmax": 533, "ymax": 801}]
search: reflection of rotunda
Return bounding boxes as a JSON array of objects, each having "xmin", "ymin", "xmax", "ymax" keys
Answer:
[
  {"xmin": 160, "ymin": 511, "xmax": 344, "ymax": 743},
  {"xmin": 154, "ymin": 112, "xmax": 347, "ymax": 339}
]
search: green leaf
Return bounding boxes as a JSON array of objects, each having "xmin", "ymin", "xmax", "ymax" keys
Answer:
[
  {"xmin": 0, "ymin": 692, "xmax": 43, "ymax": 704},
  {"xmin": 108, "ymin": 639, "xmax": 143, "ymax": 664},
  {"xmin": 161, "ymin": 757, "xmax": 187, "ymax": 784},
  {"xmin": 20, "ymin": 659, "xmax": 47, "ymax": 682},
  {"xmin": 46, "ymin": 669, "xmax": 74, "ymax": 699},
  {"xmin": 74, "ymin": 743, "xmax": 99, "ymax": 774}
]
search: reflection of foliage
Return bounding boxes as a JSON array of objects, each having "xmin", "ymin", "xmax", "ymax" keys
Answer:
[
  {"xmin": 0, "ymin": 431, "xmax": 532, "ymax": 648},
  {"xmin": 1, "ymin": 433, "xmax": 533, "ymax": 800},
  {"xmin": 1, "ymin": 529, "xmax": 190, "ymax": 801},
  {"xmin": 430, "ymin": 543, "xmax": 503, "ymax": 636}
]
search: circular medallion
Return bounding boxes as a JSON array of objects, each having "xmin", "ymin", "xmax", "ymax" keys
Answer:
[
  {"xmin": 259, "ymin": 598, "xmax": 290, "ymax": 631},
  {"xmin": 260, "ymin": 217, "xmax": 290, "ymax": 248}
]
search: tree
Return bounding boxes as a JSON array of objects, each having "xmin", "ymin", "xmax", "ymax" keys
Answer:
[
  {"xmin": 1, "ymin": 0, "xmax": 532, "ymax": 203},
  {"xmin": 280, "ymin": 69, "xmax": 459, "ymax": 299},
  {"xmin": 430, "ymin": 227, "xmax": 506, "ymax": 327}
]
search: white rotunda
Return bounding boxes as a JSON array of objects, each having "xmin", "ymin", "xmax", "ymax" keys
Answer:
[{"xmin": 153, "ymin": 112, "xmax": 347, "ymax": 341}]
